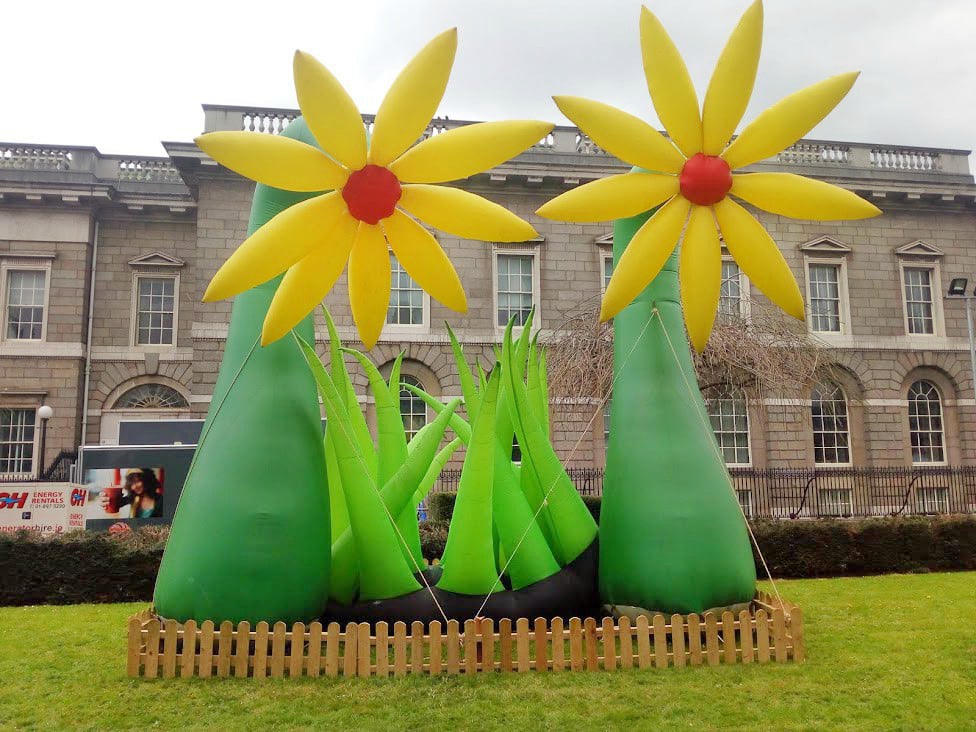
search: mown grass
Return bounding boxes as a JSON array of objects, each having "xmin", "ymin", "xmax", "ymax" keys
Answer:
[{"xmin": 1, "ymin": 573, "xmax": 974, "ymax": 731}]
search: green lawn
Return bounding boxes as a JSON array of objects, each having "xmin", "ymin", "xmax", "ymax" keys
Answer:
[{"xmin": 1, "ymin": 573, "xmax": 974, "ymax": 731}]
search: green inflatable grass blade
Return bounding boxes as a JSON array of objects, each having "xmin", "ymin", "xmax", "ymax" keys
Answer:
[
  {"xmin": 330, "ymin": 397, "xmax": 461, "ymax": 586},
  {"xmin": 600, "ymin": 209, "xmax": 756, "ymax": 615},
  {"xmin": 412, "ymin": 438, "xmax": 463, "ymax": 508},
  {"xmin": 527, "ymin": 337, "xmax": 550, "ymax": 438},
  {"xmin": 387, "ymin": 350, "xmax": 405, "ymax": 403},
  {"xmin": 446, "ymin": 322, "xmax": 481, "ymax": 423},
  {"xmin": 297, "ymin": 335, "xmax": 420, "ymax": 603},
  {"xmin": 385, "ymin": 389, "xmax": 458, "ymax": 569},
  {"xmin": 437, "ymin": 368, "xmax": 501, "ymax": 595},
  {"xmin": 477, "ymin": 361, "xmax": 489, "ymax": 394},
  {"xmin": 325, "ymin": 429, "xmax": 358, "ymax": 603},
  {"xmin": 404, "ymin": 383, "xmax": 472, "ymax": 443},
  {"xmin": 324, "ymin": 430, "xmax": 349, "ymax": 542},
  {"xmin": 301, "ymin": 339, "xmax": 359, "ymax": 601},
  {"xmin": 489, "ymin": 441, "xmax": 560, "ymax": 588},
  {"xmin": 499, "ymin": 323, "xmax": 559, "ymax": 555},
  {"xmin": 406, "ymin": 420, "xmax": 435, "ymax": 451},
  {"xmin": 153, "ymin": 118, "xmax": 331, "ymax": 625},
  {"xmin": 345, "ymin": 348, "xmax": 408, "ymax": 488},
  {"xmin": 503, "ymin": 327, "xmax": 597, "ymax": 566},
  {"xmin": 322, "ymin": 306, "xmax": 376, "ymax": 481}
]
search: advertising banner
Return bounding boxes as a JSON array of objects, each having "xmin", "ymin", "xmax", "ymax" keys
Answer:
[
  {"xmin": 79, "ymin": 445, "xmax": 192, "ymax": 530},
  {"xmin": 0, "ymin": 483, "xmax": 88, "ymax": 535}
]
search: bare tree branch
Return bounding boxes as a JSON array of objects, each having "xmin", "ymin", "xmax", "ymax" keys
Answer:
[{"xmin": 543, "ymin": 295, "xmax": 833, "ymax": 404}]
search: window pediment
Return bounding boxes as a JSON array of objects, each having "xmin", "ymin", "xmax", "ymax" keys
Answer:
[
  {"xmin": 895, "ymin": 240, "xmax": 943, "ymax": 258},
  {"xmin": 800, "ymin": 236, "xmax": 852, "ymax": 255},
  {"xmin": 127, "ymin": 251, "xmax": 185, "ymax": 268}
]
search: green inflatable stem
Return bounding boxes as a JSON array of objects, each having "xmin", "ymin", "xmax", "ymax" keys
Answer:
[
  {"xmin": 599, "ymin": 210, "xmax": 756, "ymax": 614},
  {"xmin": 153, "ymin": 118, "xmax": 331, "ymax": 624}
]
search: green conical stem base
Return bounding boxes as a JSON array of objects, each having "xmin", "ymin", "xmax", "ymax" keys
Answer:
[
  {"xmin": 598, "ymin": 210, "xmax": 756, "ymax": 615},
  {"xmin": 153, "ymin": 119, "xmax": 331, "ymax": 624}
]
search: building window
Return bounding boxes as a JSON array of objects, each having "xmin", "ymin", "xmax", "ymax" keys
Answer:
[
  {"xmin": 807, "ymin": 262, "xmax": 842, "ymax": 333},
  {"xmin": 4, "ymin": 269, "xmax": 47, "ymax": 340},
  {"xmin": 496, "ymin": 252, "xmax": 536, "ymax": 327},
  {"xmin": 811, "ymin": 382, "xmax": 850, "ymax": 465},
  {"xmin": 135, "ymin": 276, "xmax": 176, "ymax": 345},
  {"xmin": 719, "ymin": 260, "xmax": 744, "ymax": 319},
  {"xmin": 736, "ymin": 490, "xmax": 754, "ymax": 519},
  {"xmin": 908, "ymin": 380, "xmax": 945, "ymax": 464},
  {"xmin": 902, "ymin": 267, "xmax": 935, "ymax": 335},
  {"xmin": 398, "ymin": 375, "xmax": 427, "ymax": 441},
  {"xmin": 113, "ymin": 384, "xmax": 188, "ymax": 409},
  {"xmin": 706, "ymin": 385, "xmax": 750, "ymax": 465},
  {"xmin": 0, "ymin": 408, "xmax": 36, "ymax": 475},
  {"xmin": 819, "ymin": 488, "xmax": 853, "ymax": 517},
  {"xmin": 918, "ymin": 486, "xmax": 949, "ymax": 514},
  {"xmin": 387, "ymin": 253, "xmax": 425, "ymax": 326},
  {"xmin": 601, "ymin": 254, "xmax": 614, "ymax": 293},
  {"xmin": 603, "ymin": 399, "xmax": 612, "ymax": 450}
]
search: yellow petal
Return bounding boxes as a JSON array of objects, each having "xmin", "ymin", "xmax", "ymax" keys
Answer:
[
  {"xmin": 293, "ymin": 50, "xmax": 367, "ymax": 170},
  {"xmin": 369, "ymin": 29, "xmax": 458, "ymax": 167},
  {"xmin": 713, "ymin": 197, "xmax": 804, "ymax": 320},
  {"xmin": 679, "ymin": 206, "xmax": 722, "ymax": 352},
  {"xmin": 399, "ymin": 185, "xmax": 536, "ymax": 242},
  {"xmin": 195, "ymin": 132, "xmax": 348, "ymax": 192},
  {"xmin": 390, "ymin": 120, "xmax": 554, "ymax": 183},
  {"xmin": 537, "ymin": 172, "xmax": 678, "ymax": 223},
  {"xmin": 261, "ymin": 213, "xmax": 359, "ymax": 346},
  {"xmin": 701, "ymin": 0, "xmax": 763, "ymax": 155},
  {"xmin": 722, "ymin": 72, "xmax": 860, "ymax": 170},
  {"xmin": 552, "ymin": 96, "xmax": 685, "ymax": 173},
  {"xmin": 347, "ymin": 224, "xmax": 391, "ymax": 350},
  {"xmin": 600, "ymin": 195, "xmax": 691, "ymax": 321},
  {"xmin": 639, "ymin": 6, "xmax": 702, "ymax": 158},
  {"xmin": 382, "ymin": 210, "xmax": 467, "ymax": 313},
  {"xmin": 204, "ymin": 192, "xmax": 345, "ymax": 301},
  {"xmin": 732, "ymin": 173, "xmax": 881, "ymax": 220}
]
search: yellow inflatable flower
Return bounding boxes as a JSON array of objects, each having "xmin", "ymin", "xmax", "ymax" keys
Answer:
[
  {"xmin": 197, "ymin": 29, "xmax": 552, "ymax": 348},
  {"xmin": 537, "ymin": 1, "xmax": 881, "ymax": 351}
]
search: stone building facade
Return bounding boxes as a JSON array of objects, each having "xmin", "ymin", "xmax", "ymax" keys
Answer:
[{"xmin": 1, "ymin": 104, "xmax": 975, "ymax": 480}]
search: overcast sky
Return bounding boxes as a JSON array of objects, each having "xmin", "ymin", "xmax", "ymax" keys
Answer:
[{"xmin": 4, "ymin": 1, "xmax": 974, "ymax": 159}]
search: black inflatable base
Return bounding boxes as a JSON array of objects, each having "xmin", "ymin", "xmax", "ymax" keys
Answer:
[{"xmin": 323, "ymin": 539, "xmax": 599, "ymax": 625}]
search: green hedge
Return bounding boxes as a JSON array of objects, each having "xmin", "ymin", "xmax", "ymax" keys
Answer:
[{"xmin": 2, "ymin": 513, "xmax": 974, "ymax": 606}]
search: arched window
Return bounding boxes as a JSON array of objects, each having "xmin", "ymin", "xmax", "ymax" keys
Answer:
[
  {"xmin": 398, "ymin": 375, "xmax": 427, "ymax": 441},
  {"xmin": 908, "ymin": 380, "xmax": 945, "ymax": 464},
  {"xmin": 811, "ymin": 382, "xmax": 850, "ymax": 464},
  {"xmin": 706, "ymin": 385, "xmax": 750, "ymax": 465},
  {"xmin": 113, "ymin": 383, "xmax": 188, "ymax": 409}
]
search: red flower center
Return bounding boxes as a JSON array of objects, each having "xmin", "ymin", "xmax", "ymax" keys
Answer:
[
  {"xmin": 342, "ymin": 165, "xmax": 402, "ymax": 224},
  {"xmin": 679, "ymin": 153, "xmax": 732, "ymax": 206}
]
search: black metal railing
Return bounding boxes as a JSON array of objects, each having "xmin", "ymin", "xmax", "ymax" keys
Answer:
[
  {"xmin": 0, "ymin": 451, "xmax": 77, "ymax": 483},
  {"xmin": 432, "ymin": 465, "xmax": 976, "ymax": 518}
]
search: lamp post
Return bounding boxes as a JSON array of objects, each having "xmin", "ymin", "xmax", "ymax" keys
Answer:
[
  {"xmin": 947, "ymin": 278, "xmax": 976, "ymax": 406},
  {"xmin": 36, "ymin": 404, "xmax": 53, "ymax": 480}
]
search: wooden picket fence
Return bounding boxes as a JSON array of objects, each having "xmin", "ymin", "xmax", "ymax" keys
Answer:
[{"xmin": 126, "ymin": 591, "xmax": 803, "ymax": 678}]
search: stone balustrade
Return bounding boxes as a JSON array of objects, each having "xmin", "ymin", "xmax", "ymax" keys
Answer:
[
  {"xmin": 201, "ymin": 104, "xmax": 973, "ymax": 182},
  {"xmin": 0, "ymin": 144, "xmax": 74, "ymax": 171},
  {"xmin": 0, "ymin": 143, "xmax": 183, "ymax": 187}
]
